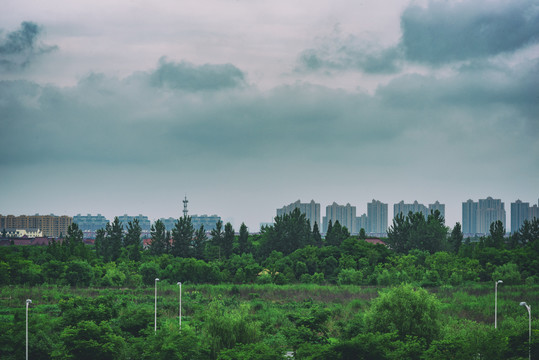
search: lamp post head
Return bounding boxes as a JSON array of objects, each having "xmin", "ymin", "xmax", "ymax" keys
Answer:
[
  {"xmin": 177, "ymin": 282, "xmax": 181, "ymax": 285},
  {"xmin": 520, "ymin": 302, "xmax": 527, "ymax": 306},
  {"xmin": 26, "ymin": 299, "xmax": 32, "ymax": 304},
  {"xmin": 497, "ymin": 280, "xmax": 503, "ymax": 284},
  {"xmin": 155, "ymin": 278, "xmax": 160, "ymax": 282}
]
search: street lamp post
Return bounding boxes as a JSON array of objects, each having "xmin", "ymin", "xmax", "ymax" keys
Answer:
[
  {"xmin": 26, "ymin": 299, "xmax": 32, "ymax": 360},
  {"xmin": 495, "ymin": 280, "xmax": 503, "ymax": 329},
  {"xmin": 519, "ymin": 302, "xmax": 531, "ymax": 360},
  {"xmin": 177, "ymin": 282, "xmax": 182, "ymax": 331},
  {"xmin": 154, "ymin": 278, "xmax": 160, "ymax": 333}
]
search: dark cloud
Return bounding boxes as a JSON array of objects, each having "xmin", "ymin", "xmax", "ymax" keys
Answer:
[
  {"xmin": 1, "ymin": 56, "xmax": 537, "ymax": 179},
  {"xmin": 0, "ymin": 22, "xmax": 58, "ymax": 71},
  {"xmin": 296, "ymin": 34, "xmax": 402, "ymax": 74},
  {"xmin": 149, "ymin": 57, "xmax": 246, "ymax": 91},
  {"xmin": 401, "ymin": 0, "xmax": 539, "ymax": 64},
  {"xmin": 297, "ymin": 0, "xmax": 539, "ymax": 73}
]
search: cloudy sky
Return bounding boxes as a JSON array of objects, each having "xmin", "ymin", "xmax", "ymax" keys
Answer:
[{"xmin": 1, "ymin": 0, "xmax": 538, "ymax": 232}]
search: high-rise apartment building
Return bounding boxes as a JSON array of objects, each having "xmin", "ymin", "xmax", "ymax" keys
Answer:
[
  {"xmin": 0, "ymin": 214, "xmax": 72, "ymax": 238},
  {"xmin": 530, "ymin": 199, "xmax": 539, "ymax": 222},
  {"xmin": 429, "ymin": 201, "xmax": 445, "ymax": 219},
  {"xmin": 323, "ymin": 202, "xmax": 357, "ymax": 234},
  {"xmin": 462, "ymin": 199, "xmax": 478, "ymax": 235},
  {"xmin": 355, "ymin": 214, "xmax": 368, "ymax": 233},
  {"xmin": 394, "ymin": 200, "xmax": 429, "ymax": 219},
  {"xmin": 367, "ymin": 199, "xmax": 388, "ymax": 235},
  {"xmin": 73, "ymin": 214, "xmax": 109, "ymax": 238},
  {"xmin": 478, "ymin": 197, "xmax": 505, "ymax": 234},
  {"xmin": 511, "ymin": 200, "xmax": 529, "ymax": 234},
  {"xmin": 277, "ymin": 200, "xmax": 320, "ymax": 230},
  {"xmin": 462, "ymin": 197, "xmax": 506, "ymax": 236},
  {"xmin": 117, "ymin": 214, "xmax": 152, "ymax": 237}
]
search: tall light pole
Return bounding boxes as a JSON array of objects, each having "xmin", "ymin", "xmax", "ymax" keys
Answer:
[
  {"xmin": 154, "ymin": 278, "xmax": 159, "ymax": 333},
  {"xmin": 495, "ymin": 280, "xmax": 503, "ymax": 329},
  {"xmin": 177, "ymin": 282, "xmax": 182, "ymax": 331},
  {"xmin": 26, "ymin": 299, "xmax": 32, "ymax": 360},
  {"xmin": 519, "ymin": 302, "xmax": 531, "ymax": 360}
]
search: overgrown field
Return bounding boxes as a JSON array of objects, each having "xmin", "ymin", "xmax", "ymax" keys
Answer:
[{"xmin": 1, "ymin": 283, "xmax": 537, "ymax": 359}]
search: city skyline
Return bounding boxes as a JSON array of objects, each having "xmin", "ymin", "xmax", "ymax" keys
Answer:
[
  {"xmin": 4, "ymin": 196, "xmax": 537, "ymax": 233},
  {"xmin": 1, "ymin": 0, "xmax": 538, "ymax": 233}
]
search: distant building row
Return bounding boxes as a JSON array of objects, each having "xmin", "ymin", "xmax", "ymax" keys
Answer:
[
  {"xmin": 72, "ymin": 213, "xmax": 222, "ymax": 238},
  {"xmin": 0, "ymin": 214, "xmax": 72, "ymax": 238},
  {"xmin": 277, "ymin": 197, "xmax": 538, "ymax": 236}
]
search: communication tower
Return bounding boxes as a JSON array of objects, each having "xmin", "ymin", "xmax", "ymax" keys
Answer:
[{"xmin": 183, "ymin": 196, "xmax": 188, "ymax": 217}]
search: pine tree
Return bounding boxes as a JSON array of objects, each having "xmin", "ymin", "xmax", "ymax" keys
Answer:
[
  {"xmin": 125, "ymin": 219, "xmax": 142, "ymax": 261},
  {"xmin": 171, "ymin": 216, "xmax": 194, "ymax": 258},
  {"xmin": 149, "ymin": 220, "xmax": 168, "ymax": 255},
  {"xmin": 223, "ymin": 222, "xmax": 235, "ymax": 259},
  {"xmin": 238, "ymin": 222, "xmax": 249, "ymax": 254}
]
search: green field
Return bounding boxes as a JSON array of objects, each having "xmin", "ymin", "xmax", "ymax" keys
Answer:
[{"xmin": 1, "ymin": 283, "xmax": 537, "ymax": 359}]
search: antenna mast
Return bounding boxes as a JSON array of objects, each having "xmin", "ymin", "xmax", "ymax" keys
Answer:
[{"xmin": 183, "ymin": 196, "xmax": 188, "ymax": 217}]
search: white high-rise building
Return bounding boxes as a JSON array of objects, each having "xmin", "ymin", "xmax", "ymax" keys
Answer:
[
  {"xmin": 477, "ymin": 197, "xmax": 505, "ymax": 234},
  {"xmin": 394, "ymin": 200, "xmax": 428, "ymax": 219},
  {"xmin": 428, "ymin": 201, "xmax": 445, "ymax": 219},
  {"xmin": 367, "ymin": 199, "xmax": 388, "ymax": 235},
  {"xmin": 511, "ymin": 200, "xmax": 529, "ymax": 233},
  {"xmin": 462, "ymin": 199, "xmax": 478, "ymax": 235},
  {"xmin": 277, "ymin": 200, "xmax": 320, "ymax": 230},
  {"xmin": 323, "ymin": 202, "xmax": 357, "ymax": 234}
]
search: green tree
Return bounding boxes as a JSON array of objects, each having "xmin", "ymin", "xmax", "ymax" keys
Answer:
[
  {"xmin": 210, "ymin": 220, "xmax": 224, "ymax": 260},
  {"xmin": 449, "ymin": 222, "xmax": 463, "ymax": 254},
  {"xmin": 104, "ymin": 217, "xmax": 123, "ymax": 262},
  {"xmin": 260, "ymin": 208, "xmax": 312, "ymax": 256},
  {"xmin": 223, "ymin": 222, "xmax": 235, "ymax": 259},
  {"xmin": 193, "ymin": 225, "xmax": 207, "ymax": 260},
  {"xmin": 238, "ymin": 222, "xmax": 249, "ymax": 255},
  {"xmin": 358, "ymin": 227, "xmax": 367, "ymax": 240},
  {"xmin": 57, "ymin": 320, "xmax": 125, "ymax": 360},
  {"xmin": 149, "ymin": 220, "xmax": 169, "ymax": 255},
  {"xmin": 364, "ymin": 284, "xmax": 442, "ymax": 345},
  {"xmin": 325, "ymin": 220, "xmax": 350, "ymax": 247},
  {"xmin": 171, "ymin": 216, "xmax": 194, "ymax": 258},
  {"xmin": 312, "ymin": 222, "xmax": 323, "ymax": 247},
  {"xmin": 487, "ymin": 220, "xmax": 505, "ymax": 248},
  {"xmin": 124, "ymin": 218, "xmax": 142, "ymax": 261}
]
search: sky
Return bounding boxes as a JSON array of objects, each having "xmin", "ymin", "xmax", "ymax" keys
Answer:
[{"xmin": 1, "ymin": 0, "xmax": 538, "ymax": 232}]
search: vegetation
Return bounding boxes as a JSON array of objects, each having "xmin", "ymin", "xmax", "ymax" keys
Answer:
[{"xmin": 0, "ymin": 213, "xmax": 538, "ymax": 359}]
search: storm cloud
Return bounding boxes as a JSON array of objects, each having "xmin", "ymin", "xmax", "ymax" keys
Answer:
[
  {"xmin": 149, "ymin": 58, "xmax": 246, "ymax": 91},
  {"xmin": 297, "ymin": 0, "xmax": 539, "ymax": 73},
  {"xmin": 401, "ymin": 0, "xmax": 539, "ymax": 64},
  {"xmin": 0, "ymin": 22, "xmax": 57, "ymax": 71}
]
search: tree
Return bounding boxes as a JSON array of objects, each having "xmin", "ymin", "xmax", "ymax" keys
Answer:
[
  {"xmin": 223, "ymin": 222, "xmax": 235, "ymax": 259},
  {"xmin": 238, "ymin": 223, "xmax": 249, "ymax": 255},
  {"xmin": 149, "ymin": 220, "xmax": 168, "ymax": 256},
  {"xmin": 325, "ymin": 220, "xmax": 349, "ymax": 247},
  {"xmin": 449, "ymin": 222, "xmax": 463, "ymax": 254},
  {"xmin": 171, "ymin": 216, "xmax": 195, "ymax": 258},
  {"xmin": 387, "ymin": 211, "xmax": 447, "ymax": 254},
  {"xmin": 63, "ymin": 222, "xmax": 86, "ymax": 259},
  {"xmin": 210, "ymin": 220, "xmax": 224, "ymax": 260},
  {"xmin": 193, "ymin": 225, "xmax": 207, "ymax": 260},
  {"xmin": 364, "ymin": 284, "xmax": 441, "ymax": 344},
  {"xmin": 487, "ymin": 220, "xmax": 505, "ymax": 249},
  {"xmin": 94, "ymin": 228, "xmax": 105, "ymax": 259},
  {"xmin": 124, "ymin": 218, "xmax": 142, "ymax": 261},
  {"xmin": 312, "ymin": 222, "xmax": 323, "ymax": 247},
  {"xmin": 104, "ymin": 217, "xmax": 123, "ymax": 262},
  {"xmin": 260, "ymin": 208, "xmax": 312, "ymax": 256},
  {"xmin": 358, "ymin": 228, "xmax": 367, "ymax": 240}
]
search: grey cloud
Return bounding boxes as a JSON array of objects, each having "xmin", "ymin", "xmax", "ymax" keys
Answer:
[
  {"xmin": 401, "ymin": 0, "xmax": 539, "ymax": 64},
  {"xmin": 296, "ymin": 34, "xmax": 402, "ymax": 74},
  {"xmin": 149, "ymin": 58, "xmax": 246, "ymax": 91},
  {"xmin": 1, "ymin": 57, "xmax": 537, "ymax": 176},
  {"xmin": 0, "ymin": 22, "xmax": 58, "ymax": 71}
]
